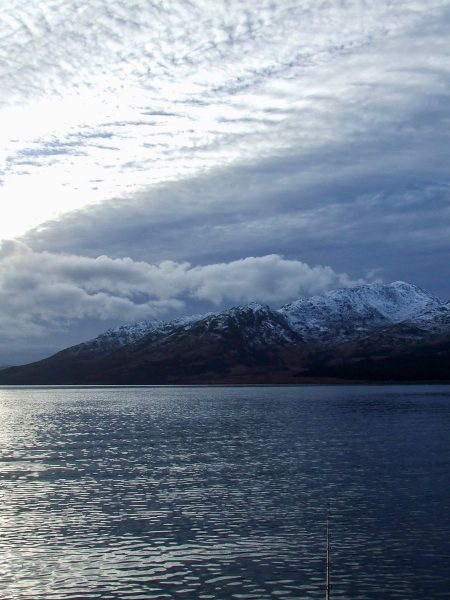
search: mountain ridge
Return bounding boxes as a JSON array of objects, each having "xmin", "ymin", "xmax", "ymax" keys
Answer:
[{"xmin": 1, "ymin": 281, "xmax": 449, "ymax": 384}]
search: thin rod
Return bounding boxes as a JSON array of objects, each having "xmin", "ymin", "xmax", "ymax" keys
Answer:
[{"xmin": 326, "ymin": 502, "xmax": 331, "ymax": 600}]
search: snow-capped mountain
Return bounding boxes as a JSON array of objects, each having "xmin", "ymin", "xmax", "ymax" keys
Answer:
[
  {"xmin": 64, "ymin": 302, "xmax": 300, "ymax": 361},
  {"xmin": 279, "ymin": 281, "xmax": 441, "ymax": 343},
  {"xmin": 69, "ymin": 281, "xmax": 443, "ymax": 357},
  {"xmin": 172, "ymin": 303, "xmax": 302, "ymax": 347},
  {"xmin": 67, "ymin": 313, "xmax": 207, "ymax": 357},
  {"xmin": 403, "ymin": 301, "xmax": 450, "ymax": 338},
  {"xmin": 297, "ymin": 296, "xmax": 450, "ymax": 381},
  {"xmin": 1, "ymin": 282, "xmax": 449, "ymax": 384},
  {"xmin": 68, "ymin": 319, "xmax": 164, "ymax": 356}
]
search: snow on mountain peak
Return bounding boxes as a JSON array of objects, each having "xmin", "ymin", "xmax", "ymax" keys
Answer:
[
  {"xmin": 278, "ymin": 281, "xmax": 442, "ymax": 343},
  {"xmin": 68, "ymin": 319, "xmax": 164, "ymax": 355},
  {"xmin": 68, "ymin": 281, "xmax": 443, "ymax": 356}
]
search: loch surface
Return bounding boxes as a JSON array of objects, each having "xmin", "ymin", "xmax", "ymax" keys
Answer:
[{"xmin": 0, "ymin": 385, "xmax": 449, "ymax": 599}]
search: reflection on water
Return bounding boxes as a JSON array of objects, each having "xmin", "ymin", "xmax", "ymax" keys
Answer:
[{"xmin": 0, "ymin": 385, "xmax": 449, "ymax": 599}]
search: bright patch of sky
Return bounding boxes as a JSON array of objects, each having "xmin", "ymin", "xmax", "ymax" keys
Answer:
[{"xmin": 2, "ymin": 0, "xmax": 448, "ymax": 238}]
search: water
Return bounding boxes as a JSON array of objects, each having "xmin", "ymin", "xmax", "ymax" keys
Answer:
[{"xmin": 0, "ymin": 385, "xmax": 449, "ymax": 599}]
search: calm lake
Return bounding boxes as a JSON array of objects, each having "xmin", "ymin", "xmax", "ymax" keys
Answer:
[{"xmin": 0, "ymin": 385, "xmax": 449, "ymax": 599}]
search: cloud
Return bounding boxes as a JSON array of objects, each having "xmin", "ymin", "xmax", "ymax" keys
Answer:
[
  {"xmin": 24, "ymin": 122, "xmax": 450, "ymax": 302},
  {"xmin": 0, "ymin": 241, "xmax": 366, "ymax": 345},
  {"xmin": 187, "ymin": 255, "xmax": 365, "ymax": 305},
  {"xmin": 2, "ymin": 1, "xmax": 450, "ymax": 239}
]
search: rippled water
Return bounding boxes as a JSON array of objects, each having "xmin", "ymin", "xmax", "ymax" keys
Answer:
[{"xmin": 0, "ymin": 385, "xmax": 449, "ymax": 599}]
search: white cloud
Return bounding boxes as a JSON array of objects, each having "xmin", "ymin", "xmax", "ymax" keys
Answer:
[
  {"xmin": 187, "ymin": 255, "xmax": 364, "ymax": 305},
  {"xmin": 0, "ymin": 241, "xmax": 366, "ymax": 344},
  {"xmin": 1, "ymin": 1, "xmax": 450, "ymax": 238}
]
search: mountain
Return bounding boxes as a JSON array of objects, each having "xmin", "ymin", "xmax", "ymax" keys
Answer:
[
  {"xmin": 303, "ymin": 301, "xmax": 450, "ymax": 381},
  {"xmin": 66, "ymin": 314, "xmax": 205, "ymax": 357},
  {"xmin": 1, "ymin": 282, "xmax": 449, "ymax": 384},
  {"xmin": 279, "ymin": 281, "xmax": 440, "ymax": 343}
]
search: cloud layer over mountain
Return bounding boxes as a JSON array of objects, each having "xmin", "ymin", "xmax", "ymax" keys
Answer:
[
  {"xmin": 1, "ymin": 1, "xmax": 450, "ymax": 362},
  {"xmin": 0, "ymin": 240, "xmax": 366, "ymax": 360}
]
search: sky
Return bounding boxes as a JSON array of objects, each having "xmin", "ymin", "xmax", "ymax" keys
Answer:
[{"xmin": 1, "ymin": 0, "xmax": 450, "ymax": 364}]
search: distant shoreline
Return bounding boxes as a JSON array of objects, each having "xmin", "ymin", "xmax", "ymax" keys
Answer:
[{"xmin": 1, "ymin": 380, "xmax": 450, "ymax": 388}]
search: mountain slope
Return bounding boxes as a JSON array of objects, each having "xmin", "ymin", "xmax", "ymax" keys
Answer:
[
  {"xmin": 89, "ymin": 303, "xmax": 304, "ymax": 384},
  {"xmin": 279, "ymin": 281, "xmax": 441, "ymax": 343},
  {"xmin": 0, "ymin": 303, "xmax": 301, "ymax": 384},
  {"xmin": 0, "ymin": 282, "xmax": 448, "ymax": 384},
  {"xmin": 301, "ymin": 302, "xmax": 450, "ymax": 381}
]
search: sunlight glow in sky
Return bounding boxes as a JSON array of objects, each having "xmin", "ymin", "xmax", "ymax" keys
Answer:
[
  {"xmin": 1, "ymin": 81, "xmax": 239, "ymax": 238},
  {"xmin": 3, "ymin": 0, "xmax": 445, "ymax": 239}
]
